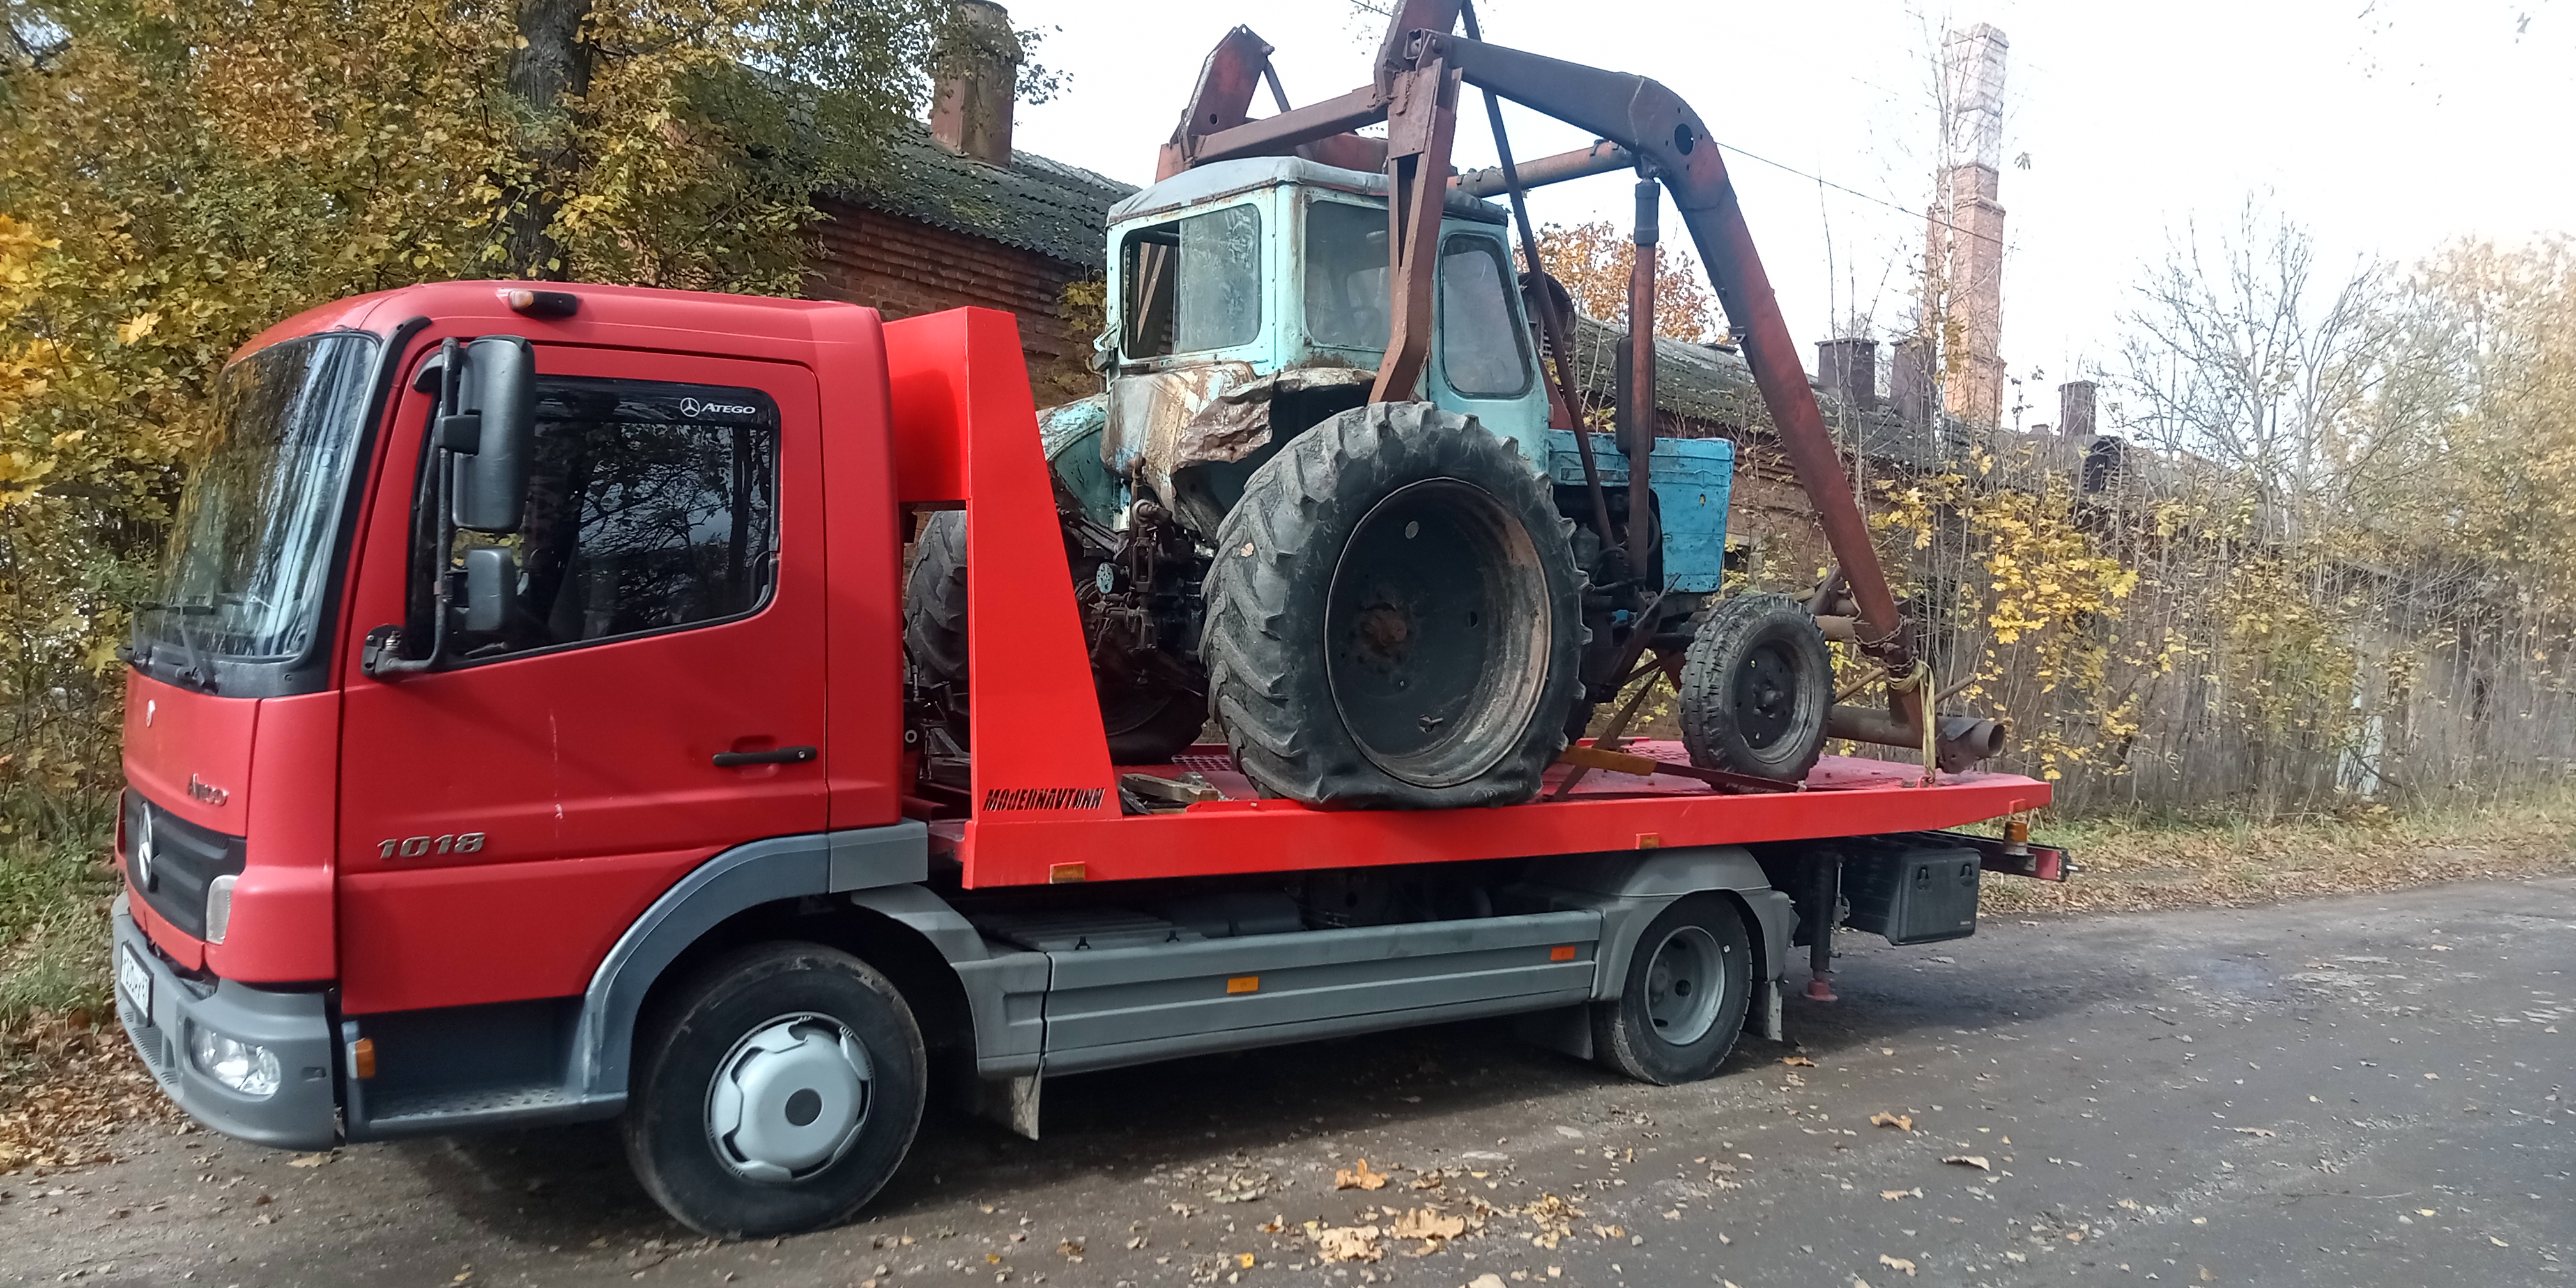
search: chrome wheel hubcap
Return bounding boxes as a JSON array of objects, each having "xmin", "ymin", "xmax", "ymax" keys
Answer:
[
  {"xmin": 705, "ymin": 1013, "xmax": 871, "ymax": 1183},
  {"xmin": 1643, "ymin": 926, "xmax": 1725, "ymax": 1045}
]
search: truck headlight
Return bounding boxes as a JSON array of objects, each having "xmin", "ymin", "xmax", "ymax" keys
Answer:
[
  {"xmin": 204, "ymin": 874, "xmax": 235, "ymax": 944},
  {"xmin": 190, "ymin": 1025, "xmax": 280, "ymax": 1098}
]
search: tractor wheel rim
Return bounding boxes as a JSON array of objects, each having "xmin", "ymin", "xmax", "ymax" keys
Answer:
[
  {"xmin": 1733, "ymin": 641, "xmax": 1798, "ymax": 750},
  {"xmin": 704, "ymin": 1012, "xmax": 873, "ymax": 1184},
  {"xmin": 1323, "ymin": 479, "xmax": 1550, "ymax": 788},
  {"xmin": 1643, "ymin": 925, "xmax": 1725, "ymax": 1046}
]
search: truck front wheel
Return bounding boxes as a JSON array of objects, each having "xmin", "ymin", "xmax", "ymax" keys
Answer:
[
  {"xmin": 1591, "ymin": 894, "xmax": 1754, "ymax": 1084},
  {"xmin": 623, "ymin": 943, "xmax": 927, "ymax": 1238}
]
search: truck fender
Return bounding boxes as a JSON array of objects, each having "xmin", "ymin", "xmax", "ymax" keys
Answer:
[
  {"xmin": 570, "ymin": 822, "xmax": 926, "ymax": 1101},
  {"xmin": 1515, "ymin": 845, "xmax": 1795, "ymax": 1000},
  {"xmin": 844, "ymin": 884, "xmax": 1047, "ymax": 1079}
]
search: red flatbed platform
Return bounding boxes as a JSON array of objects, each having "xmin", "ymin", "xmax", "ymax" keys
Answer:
[
  {"xmin": 887, "ymin": 310, "xmax": 2050, "ymax": 890},
  {"xmin": 941, "ymin": 742, "xmax": 2047, "ymax": 887}
]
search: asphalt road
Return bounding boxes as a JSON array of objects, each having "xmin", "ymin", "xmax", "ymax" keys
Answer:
[{"xmin": 5, "ymin": 876, "xmax": 2570, "ymax": 1288}]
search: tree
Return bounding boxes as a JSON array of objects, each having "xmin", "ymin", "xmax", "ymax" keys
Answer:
[
  {"xmin": 0, "ymin": 0, "xmax": 1022, "ymax": 782},
  {"xmin": 2115, "ymin": 200, "xmax": 2400, "ymax": 518},
  {"xmin": 1524, "ymin": 219, "xmax": 1726, "ymax": 343}
]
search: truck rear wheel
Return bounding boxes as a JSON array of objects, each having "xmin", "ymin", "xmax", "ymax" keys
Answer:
[
  {"xmin": 904, "ymin": 509, "xmax": 1209, "ymax": 763},
  {"xmin": 1200, "ymin": 402, "xmax": 1584, "ymax": 808},
  {"xmin": 623, "ymin": 942, "xmax": 926, "ymax": 1238},
  {"xmin": 1591, "ymin": 894, "xmax": 1754, "ymax": 1084},
  {"xmin": 1677, "ymin": 594, "xmax": 1832, "ymax": 782}
]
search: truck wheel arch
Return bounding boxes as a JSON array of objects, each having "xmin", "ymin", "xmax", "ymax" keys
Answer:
[
  {"xmin": 1517, "ymin": 845, "xmax": 1796, "ymax": 1000},
  {"xmin": 572, "ymin": 823, "xmax": 930, "ymax": 1102}
]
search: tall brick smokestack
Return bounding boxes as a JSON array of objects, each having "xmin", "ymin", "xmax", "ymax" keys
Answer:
[
  {"xmin": 930, "ymin": 0, "xmax": 1022, "ymax": 167},
  {"xmin": 1926, "ymin": 23, "xmax": 2008, "ymax": 426}
]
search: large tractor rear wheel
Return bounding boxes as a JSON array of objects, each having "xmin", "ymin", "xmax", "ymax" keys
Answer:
[{"xmin": 1201, "ymin": 402, "xmax": 1584, "ymax": 808}]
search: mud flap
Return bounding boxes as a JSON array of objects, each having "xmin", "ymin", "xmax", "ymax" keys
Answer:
[{"xmin": 974, "ymin": 1073, "xmax": 1042, "ymax": 1140}]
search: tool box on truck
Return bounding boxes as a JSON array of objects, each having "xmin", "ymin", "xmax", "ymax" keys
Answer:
[{"xmin": 1839, "ymin": 837, "xmax": 1982, "ymax": 945}]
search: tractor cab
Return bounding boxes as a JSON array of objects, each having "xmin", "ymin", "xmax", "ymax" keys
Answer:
[{"xmin": 1043, "ymin": 157, "xmax": 1551, "ymax": 533}]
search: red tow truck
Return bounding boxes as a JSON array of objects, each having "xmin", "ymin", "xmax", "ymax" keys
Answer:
[
  {"xmin": 112, "ymin": 287, "xmax": 2061, "ymax": 1237},
  {"xmin": 110, "ymin": 8, "xmax": 2067, "ymax": 1239}
]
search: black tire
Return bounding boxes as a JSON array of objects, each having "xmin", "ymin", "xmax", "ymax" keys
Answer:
[
  {"xmin": 1096, "ymin": 672, "xmax": 1210, "ymax": 763},
  {"xmin": 902, "ymin": 509, "xmax": 971, "ymax": 683},
  {"xmin": 1200, "ymin": 402, "xmax": 1584, "ymax": 808},
  {"xmin": 1677, "ymin": 594, "xmax": 1832, "ymax": 782},
  {"xmin": 903, "ymin": 510, "xmax": 1208, "ymax": 763},
  {"xmin": 1591, "ymin": 894, "xmax": 1754, "ymax": 1084},
  {"xmin": 1563, "ymin": 701, "xmax": 1597, "ymax": 744},
  {"xmin": 623, "ymin": 942, "xmax": 926, "ymax": 1239}
]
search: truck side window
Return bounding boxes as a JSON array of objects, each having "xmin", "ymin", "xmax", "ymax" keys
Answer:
[
  {"xmin": 1121, "ymin": 204, "xmax": 1262, "ymax": 358},
  {"xmin": 1304, "ymin": 199, "xmax": 1391, "ymax": 351},
  {"xmin": 450, "ymin": 377, "xmax": 778, "ymax": 659},
  {"xmin": 1438, "ymin": 236, "xmax": 1535, "ymax": 399}
]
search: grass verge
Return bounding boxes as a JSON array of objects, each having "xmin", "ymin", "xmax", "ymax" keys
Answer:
[
  {"xmin": 1985, "ymin": 785, "xmax": 2576, "ymax": 914},
  {"xmin": 0, "ymin": 787, "xmax": 171, "ymax": 1174}
]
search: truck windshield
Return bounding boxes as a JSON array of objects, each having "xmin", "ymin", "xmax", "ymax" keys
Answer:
[{"xmin": 135, "ymin": 332, "xmax": 380, "ymax": 665}]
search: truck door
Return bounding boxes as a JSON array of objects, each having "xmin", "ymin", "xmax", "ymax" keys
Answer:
[{"xmin": 335, "ymin": 344, "xmax": 827, "ymax": 1015}]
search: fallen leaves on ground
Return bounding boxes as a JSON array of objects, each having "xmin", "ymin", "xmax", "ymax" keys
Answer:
[
  {"xmin": 1388, "ymin": 1208, "xmax": 1467, "ymax": 1241},
  {"xmin": 1881, "ymin": 1188, "xmax": 1923, "ymax": 1200},
  {"xmin": 1782, "ymin": 1055, "xmax": 1816, "ymax": 1067},
  {"xmin": 1305, "ymin": 1223, "xmax": 1383, "ymax": 1263},
  {"xmin": 1335, "ymin": 1158, "xmax": 1389, "ymax": 1191},
  {"xmin": 1979, "ymin": 797, "xmax": 2576, "ymax": 917},
  {"xmin": 1879, "ymin": 1254, "xmax": 1918, "ymax": 1276},
  {"xmin": 0, "ymin": 1013, "xmax": 176, "ymax": 1176},
  {"xmin": 2229, "ymin": 1127, "xmax": 2276, "ymax": 1137},
  {"xmin": 1869, "ymin": 1112, "xmax": 1914, "ymax": 1131},
  {"xmin": 1941, "ymin": 1155, "xmax": 1991, "ymax": 1171},
  {"xmin": 1517, "ymin": 1193, "xmax": 1581, "ymax": 1250}
]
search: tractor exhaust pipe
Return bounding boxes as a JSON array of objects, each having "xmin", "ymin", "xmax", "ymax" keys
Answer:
[{"xmin": 1826, "ymin": 707, "xmax": 2009, "ymax": 774}]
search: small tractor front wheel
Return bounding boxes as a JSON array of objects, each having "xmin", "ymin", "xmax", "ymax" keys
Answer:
[{"xmin": 1677, "ymin": 594, "xmax": 1833, "ymax": 783}]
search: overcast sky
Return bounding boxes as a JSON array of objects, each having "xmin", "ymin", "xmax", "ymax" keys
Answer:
[{"xmin": 1002, "ymin": 0, "xmax": 2572, "ymax": 419}]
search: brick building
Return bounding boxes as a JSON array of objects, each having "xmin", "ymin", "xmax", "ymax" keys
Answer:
[{"xmin": 805, "ymin": 1, "xmax": 1131, "ymax": 406}]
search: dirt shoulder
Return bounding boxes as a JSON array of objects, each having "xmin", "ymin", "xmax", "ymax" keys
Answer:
[{"xmin": 1984, "ymin": 788, "xmax": 2576, "ymax": 915}]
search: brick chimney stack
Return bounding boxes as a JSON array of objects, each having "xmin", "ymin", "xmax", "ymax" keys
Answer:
[
  {"xmin": 930, "ymin": 0, "xmax": 1022, "ymax": 167},
  {"xmin": 1926, "ymin": 23, "xmax": 2008, "ymax": 426},
  {"xmin": 1890, "ymin": 336, "xmax": 1935, "ymax": 431},
  {"xmin": 2058, "ymin": 379, "xmax": 2097, "ymax": 438},
  {"xmin": 1814, "ymin": 337, "xmax": 1878, "ymax": 412}
]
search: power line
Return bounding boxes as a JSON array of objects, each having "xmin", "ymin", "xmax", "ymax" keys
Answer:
[{"xmin": 1710, "ymin": 137, "xmax": 2005, "ymax": 249}]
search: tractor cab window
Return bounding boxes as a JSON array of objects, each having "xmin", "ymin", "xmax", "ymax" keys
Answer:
[
  {"xmin": 1121, "ymin": 204, "xmax": 1262, "ymax": 358},
  {"xmin": 1305, "ymin": 199, "xmax": 1391, "ymax": 351},
  {"xmin": 441, "ymin": 377, "xmax": 778, "ymax": 660},
  {"xmin": 1438, "ymin": 236, "xmax": 1534, "ymax": 399}
]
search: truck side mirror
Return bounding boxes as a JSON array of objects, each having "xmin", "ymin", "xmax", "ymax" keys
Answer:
[
  {"xmin": 461, "ymin": 546, "xmax": 518, "ymax": 635},
  {"xmin": 450, "ymin": 335, "xmax": 535, "ymax": 533}
]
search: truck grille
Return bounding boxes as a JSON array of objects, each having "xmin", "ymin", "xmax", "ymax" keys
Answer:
[{"xmin": 124, "ymin": 788, "xmax": 246, "ymax": 941}]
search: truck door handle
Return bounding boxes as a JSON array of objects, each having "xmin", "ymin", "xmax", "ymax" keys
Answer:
[{"xmin": 712, "ymin": 745, "xmax": 817, "ymax": 768}]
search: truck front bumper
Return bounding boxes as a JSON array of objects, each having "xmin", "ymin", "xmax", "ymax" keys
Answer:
[{"xmin": 111, "ymin": 896, "xmax": 339, "ymax": 1151}]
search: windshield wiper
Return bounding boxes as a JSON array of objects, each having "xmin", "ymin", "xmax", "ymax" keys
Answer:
[{"xmin": 134, "ymin": 601, "xmax": 220, "ymax": 692}]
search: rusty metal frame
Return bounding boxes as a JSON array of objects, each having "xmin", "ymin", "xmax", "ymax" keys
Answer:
[{"xmin": 1156, "ymin": 11, "xmax": 1982, "ymax": 761}]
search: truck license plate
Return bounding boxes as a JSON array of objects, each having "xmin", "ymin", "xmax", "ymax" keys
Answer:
[{"xmin": 118, "ymin": 944, "xmax": 153, "ymax": 1021}]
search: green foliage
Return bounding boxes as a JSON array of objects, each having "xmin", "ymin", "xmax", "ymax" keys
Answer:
[
  {"xmin": 0, "ymin": 0, "xmax": 999, "ymax": 785},
  {"xmin": 0, "ymin": 786, "xmax": 116, "ymax": 1027}
]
